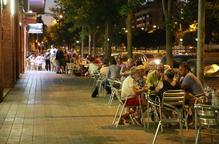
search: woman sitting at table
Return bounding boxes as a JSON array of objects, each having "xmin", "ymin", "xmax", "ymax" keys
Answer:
[{"xmin": 155, "ymin": 69, "xmax": 180, "ymax": 99}]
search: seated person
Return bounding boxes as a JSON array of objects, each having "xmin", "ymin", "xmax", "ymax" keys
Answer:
[
  {"xmin": 103, "ymin": 57, "xmax": 121, "ymax": 95},
  {"xmin": 107, "ymin": 57, "xmax": 121, "ymax": 80},
  {"xmin": 146, "ymin": 64, "xmax": 165, "ymax": 92},
  {"xmin": 178, "ymin": 62, "xmax": 205, "ymax": 105},
  {"xmin": 120, "ymin": 67, "xmax": 148, "ymax": 125},
  {"xmin": 99, "ymin": 59, "xmax": 109, "ymax": 77},
  {"xmin": 87, "ymin": 57, "xmax": 99, "ymax": 76},
  {"xmin": 120, "ymin": 58, "xmax": 135, "ymax": 82},
  {"xmin": 155, "ymin": 69, "xmax": 180, "ymax": 99}
]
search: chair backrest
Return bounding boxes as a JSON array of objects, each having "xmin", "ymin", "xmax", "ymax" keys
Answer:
[
  {"xmin": 162, "ymin": 90, "xmax": 185, "ymax": 107},
  {"xmin": 110, "ymin": 79, "xmax": 122, "ymax": 102},
  {"xmin": 195, "ymin": 104, "xmax": 218, "ymax": 126}
]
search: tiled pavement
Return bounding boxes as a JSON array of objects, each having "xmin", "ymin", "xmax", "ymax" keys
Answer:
[{"xmin": 0, "ymin": 71, "xmax": 218, "ymax": 144}]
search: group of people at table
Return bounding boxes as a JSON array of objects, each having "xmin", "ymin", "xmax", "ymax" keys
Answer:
[{"xmin": 89, "ymin": 56, "xmax": 205, "ymax": 125}]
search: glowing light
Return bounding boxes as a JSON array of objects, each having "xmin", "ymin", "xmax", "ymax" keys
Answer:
[
  {"xmin": 3, "ymin": 0, "xmax": 7, "ymax": 5},
  {"xmin": 180, "ymin": 38, "xmax": 183, "ymax": 42},
  {"xmin": 10, "ymin": 0, "xmax": 15, "ymax": 16},
  {"xmin": 154, "ymin": 59, "xmax": 161, "ymax": 65},
  {"xmin": 59, "ymin": 14, "xmax": 63, "ymax": 19},
  {"xmin": 189, "ymin": 23, "xmax": 198, "ymax": 32}
]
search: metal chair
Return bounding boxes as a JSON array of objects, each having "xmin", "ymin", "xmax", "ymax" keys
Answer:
[
  {"xmin": 194, "ymin": 104, "xmax": 219, "ymax": 144},
  {"xmin": 112, "ymin": 95, "xmax": 144, "ymax": 128},
  {"xmin": 65, "ymin": 63, "xmax": 74, "ymax": 74},
  {"xmin": 107, "ymin": 79, "xmax": 121, "ymax": 105},
  {"xmin": 152, "ymin": 90, "xmax": 186, "ymax": 144},
  {"xmin": 144, "ymin": 93, "xmax": 161, "ymax": 130}
]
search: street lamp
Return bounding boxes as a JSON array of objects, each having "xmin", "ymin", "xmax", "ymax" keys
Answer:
[{"xmin": 59, "ymin": 14, "xmax": 63, "ymax": 19}]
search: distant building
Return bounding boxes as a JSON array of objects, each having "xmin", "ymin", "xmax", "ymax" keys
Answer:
[{"xmin": 134, "ymin": 2, "xmax": 163, "ymax": 32}]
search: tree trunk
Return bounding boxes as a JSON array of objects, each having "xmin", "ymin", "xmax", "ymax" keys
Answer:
[
  {"xmin": 81, "ymin": 27, "xmax": 85, "ymax": 58},
  {"xmin": 92, "ymin": 32, "xmax": 96, "ymax": 56},
  {"xmin": 88, "ymin": 34, "xmax": 91, "ymax": 55},
  {"xmin": 162, "ymin": 0, "xmax": 173, "ymax": 67},
  {"xmin": 104, "ymin": 21, "xmax": 112, "ymax": 61},
  {"xmin": 197, "ymin": 0, "xmax": 205, "ymax": 83},
  {"xmin": 126, "ymin": 0, "xmax": 133, "ymax": 59}
]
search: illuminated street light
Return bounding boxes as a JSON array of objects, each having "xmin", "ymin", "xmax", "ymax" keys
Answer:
[
  {"xmin": 59, "ymin": 14, "xmax": 63, "ymax": 19},
  {"xmin": 179, "ymin": 38, "xmax": 183, "ymax": 42}
]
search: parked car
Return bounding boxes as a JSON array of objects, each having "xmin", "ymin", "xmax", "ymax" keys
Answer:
[{"xmin": 112, "ymin": 52, "xmax": 160, "ymax": 65}]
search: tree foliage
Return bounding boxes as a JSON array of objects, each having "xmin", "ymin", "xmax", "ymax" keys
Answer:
[{"xmin": 183, "ymin": 0, "xmax": 219, "ymax": 44}]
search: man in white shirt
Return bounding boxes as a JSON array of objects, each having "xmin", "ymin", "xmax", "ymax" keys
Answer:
[
  {"xmin": 121, "ymin": 66, "xmax": 148, "ymax": 106},
  {"xmin": 88, "ymin": 57, "xmax": 99, "ymax": 76}
]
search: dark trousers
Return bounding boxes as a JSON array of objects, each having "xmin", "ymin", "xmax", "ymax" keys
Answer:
[
  {"xmin": 45, "ymin": 60, "xmax": 51, "ymax": 71},
  {"xmin": 102, "ymin": 80, "xmax": 111, "ymax": 94}
]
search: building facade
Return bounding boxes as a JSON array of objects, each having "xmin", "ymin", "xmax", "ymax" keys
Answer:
[{"xmin": 0, "ymin": 0, "xmax": 45, "ymax": 101}]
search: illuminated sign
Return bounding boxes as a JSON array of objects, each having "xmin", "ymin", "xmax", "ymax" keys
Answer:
[
  {"xmin": 27, "ymin": 23, "xmax": 43, "ymax": 34},
  {"xmin": 23, "ymin": 12, "xmax": 37, "ymax": 25}
]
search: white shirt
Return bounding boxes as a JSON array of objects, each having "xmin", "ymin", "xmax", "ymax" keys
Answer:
[
  {"xmin": 121, "ymin": 75, "xmax": 135, "ymax": 100},
  {"xmin": 88, "ymin": 63, "xmax": 99, "ymax": 76}
]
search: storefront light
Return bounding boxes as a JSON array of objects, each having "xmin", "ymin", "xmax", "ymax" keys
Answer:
[{"xmin": 10, "ymin": 0, "xmax": 15, "ymax": 16}]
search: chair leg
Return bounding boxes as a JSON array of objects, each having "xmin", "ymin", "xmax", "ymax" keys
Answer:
[
  {"xmin": 152, "ymin": 121, "xmax": 161, "ymax": 144},
  {"xmin": 146, "ymin": 104, "xmax": 150, "ymax": 129},
  {"xmin": 195, "ymin": 127, "xmax": 201, "ymax": 144},
  {"xmin": 179, "ymin": 113, "xmax": 185, "ymax": 144},
  {"xmin": 112, "ymin": 104, "xmax": 122, "ymax": 125},
  {"xmin": 115, "ymin": 103, "xmax": 126, "ymax": 128},
  {"xmin": 184, "ymin": 107, "xmax": 189, "ymax": 130},
  {"xmin": 108, "ymin": 90, "xmax": 115, "ymax": 105}
]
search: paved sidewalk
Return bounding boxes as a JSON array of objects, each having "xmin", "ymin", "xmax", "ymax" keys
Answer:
[{"xmin": 0, "ymin": 71, "xmax": 217, "ymax": 144}]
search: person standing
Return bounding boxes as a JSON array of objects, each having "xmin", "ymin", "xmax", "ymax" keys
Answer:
[
  {"xmin": 44, "ymin": 50, "xmax": 51, "ymax": 71},
  {"xmin": 55, "ymin": 47, "xmax": 64, "ymax": 74}
]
